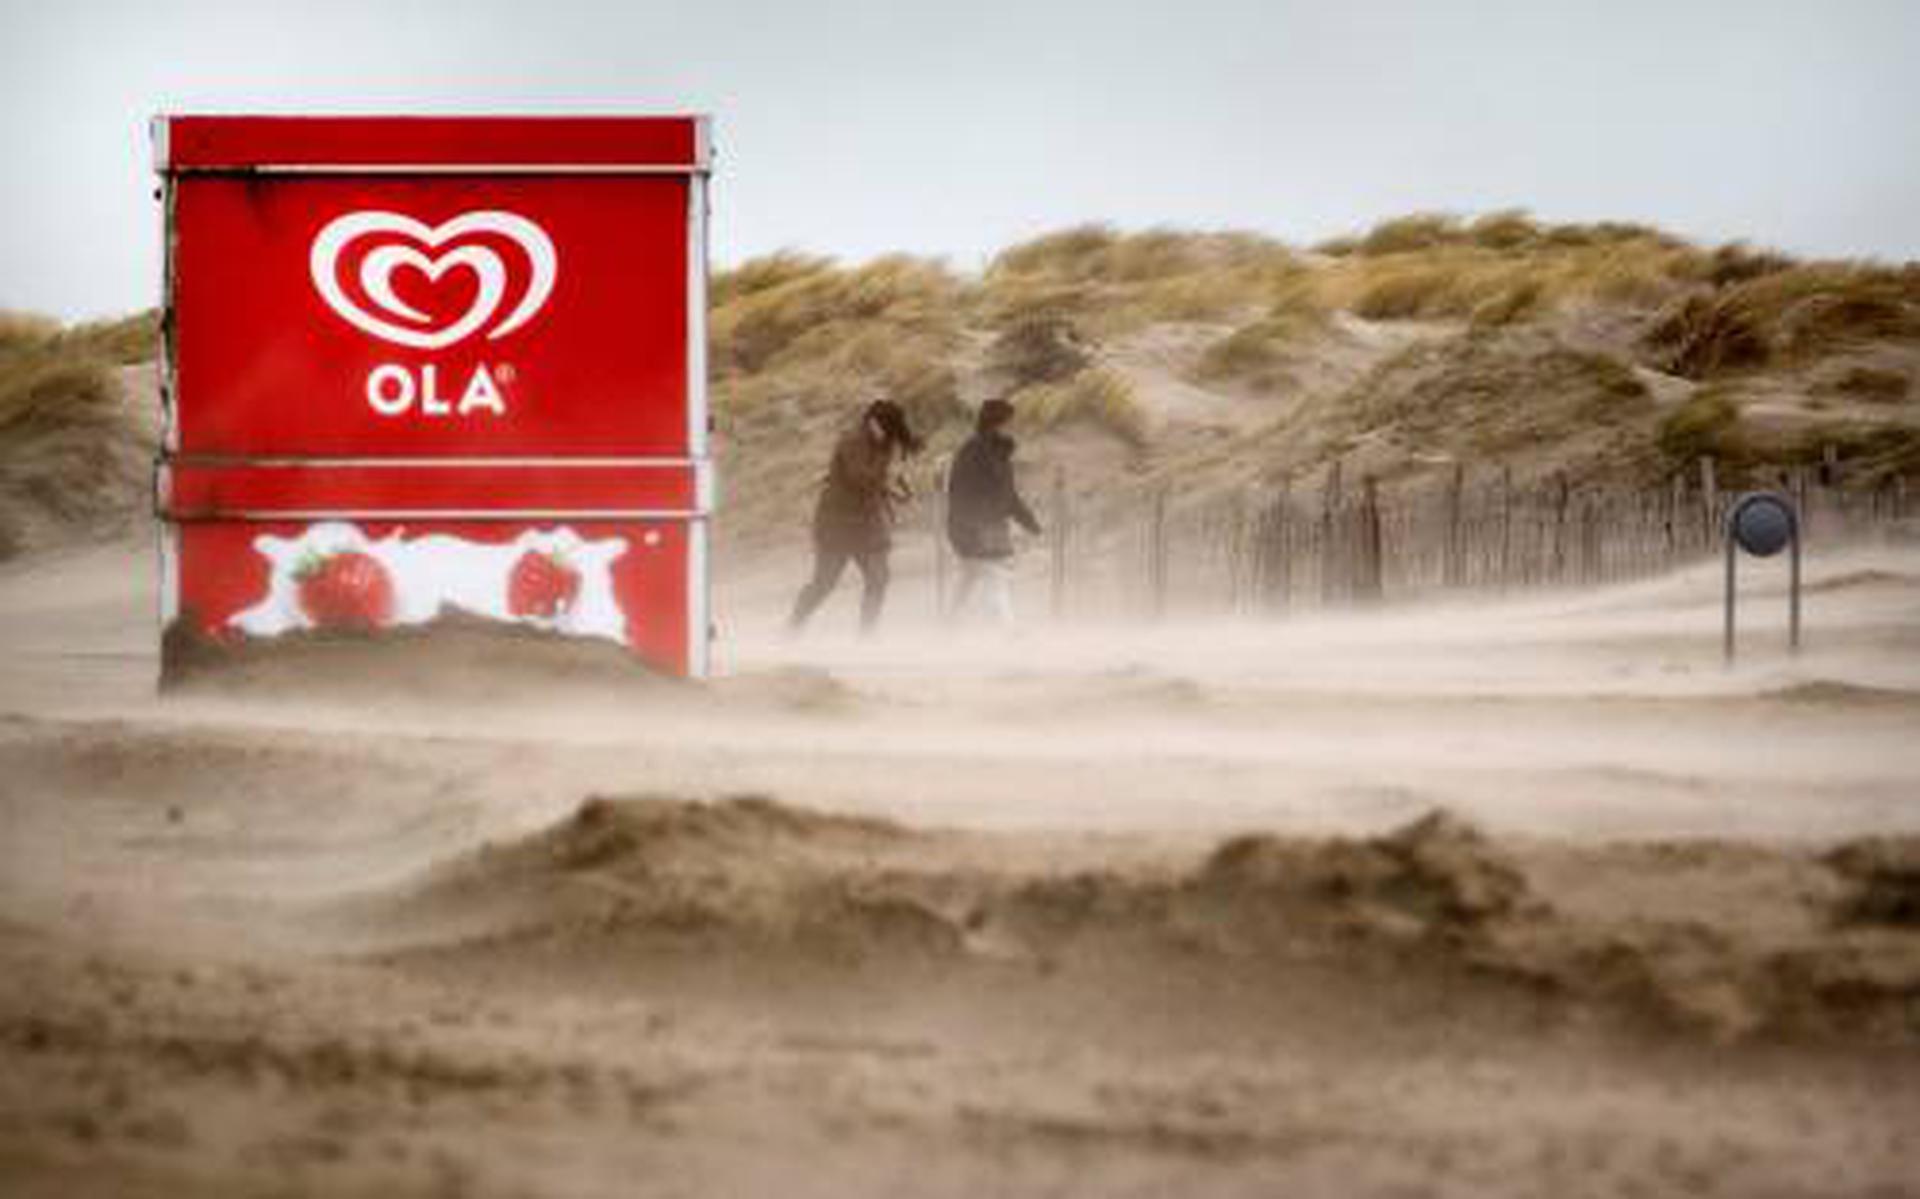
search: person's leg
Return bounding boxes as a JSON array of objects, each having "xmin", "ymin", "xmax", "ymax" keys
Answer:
[
  {"xmin": 951, "ymin": 556, "xmax": 983, "ymax": 624},
  {"xmin": 789, "ymin": 544, "xmax": 851, "ymax": 631},
  {"xmin": 984, "ymin": 558, "xmax": 1016, "ymax": 625},
  {"xmin": 854, "ymin": 549, "xmax": 891, "ymax": 633}
]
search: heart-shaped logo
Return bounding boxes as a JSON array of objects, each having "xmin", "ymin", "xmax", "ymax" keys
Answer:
[{"xmin": 309, "ymin": 210, "xmax": 557, "ymax": 350}]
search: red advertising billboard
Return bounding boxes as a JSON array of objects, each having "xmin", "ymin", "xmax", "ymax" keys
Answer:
[{"xmin": 154, "ymin": 115, "xmax": 712, "ymax": 677}]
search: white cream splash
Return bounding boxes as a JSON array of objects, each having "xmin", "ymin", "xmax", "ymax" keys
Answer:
[{"xmin": 230, "ymin": 522, "xmax": 634, "ymax": 643}]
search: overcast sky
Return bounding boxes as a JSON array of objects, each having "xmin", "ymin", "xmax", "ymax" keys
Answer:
[{"xmin": 2, "ymin": 0, "xmax": 1917, "ymax": 321}]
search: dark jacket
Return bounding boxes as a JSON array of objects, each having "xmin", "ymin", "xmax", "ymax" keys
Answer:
[
  {"xmin": 812, "ymin": 425, "xmax": 899, "ymax": 554},
  {"xmin": 946, "ymin": 430, "xmax": 1040, "ymax": 560}
]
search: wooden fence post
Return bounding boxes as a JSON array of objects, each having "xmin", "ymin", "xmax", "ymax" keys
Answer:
[
  {"xmin": 1264, "ymin": 474, "xmax": 1292, "ymax": 614},
  {"xmin": 1444, "ymin": 460, "xmax": 1466, "ymax": 588},
  {"xmin": 1355, "ymin": 474, "xmax": 1383, "ymax": 603},
  {"xmin": 1698, "ymin": 456, "xmax": 1718, "ymax": 548},
  {"xmin": 1228, "ymin": 491, "xmax": 1253, "ymax": 613},
  {"xmin": 931, "ymin": 462, "xmax": 949, "ymax": 618},
  {"xmin": 1148, "ymin": 484, "xmax": 1169, "ymax": 620},
  {"xmin": 1665, "ymin": 471, "xmax": 1684, "ymax": 561},
  {"xmin": 1048, "ymin": 466, "xmax": 1068, "ymax": 621},
  {"xmin": 1579, "ymin": 491, "xmax": 1602, "ymax": 583},
  {"xmin": 1551, "ymin": 474, "xmax": 1570, "ymax": 582},
  {"xmin": 1499, "ymin": 464, "xmax": 1514, "ymax": 590},
  {"xmin": 1320, "ymin": 458, "xmax": 1344, "ymax": 605}
]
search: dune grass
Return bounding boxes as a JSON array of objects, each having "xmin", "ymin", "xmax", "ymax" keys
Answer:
[
  {"xmin": 0, "ymin": 310, "xmax": 157, "ymax": 557},
  {"xmin": 979, "ymin": 225, "xmax": 1299, "ymax": 335},
  {"xmin": 1820, "ymin": 366, "xmax": 1909, "ymax": 404},
  {"xmin": 0, "ymin": 309, "xmax": 63, "ymax": 350},
  {"xmin": 1012, "ymin": 368, "xmax": 1151, "ymax": 450},
  {"xmin": 1644, "ymin": 263, "xmax": 1920, "ymax": 380},
  {"xmin": 1791, "ymin": 421, "xmax": 1920, "ymax": 480},
  {"xmin": 1311, "ymin": 220, "xmax": 1702, "ymax": 324},
  {"xmin": 710, "ymin": 254, "xmax": 960, "ymax": 377},
  {"xmin": 0, "ymin": 345, "xmax": 120, "ymax": 441},
  {"xmin": 985, "ymin": 314, "xmax": 1091, "ymax": 389},
  {"xmin": 708, "ymin": 253, "xmax": 968, "ymax": 438},
  {"xmin": 1321, "ymin": 329, "xmax": 1656, "ymax": 468},
  {"xmin": 1656, "ymin": 386, "xmax": 1747, "ymax": 465},
  {"xmin": 1193, "ymin": 300, "xmax": 1332, "ymax": 394},
  {"xmin": 0, "ymin": 310, "xmax": 153, "ymax": 437},
  {"xmin": 1300, "ymin": 211, "xmax": 1916, "ymax": 352},
  {"xmin": 60, "ymin": 311, "xmax": 160, "ymax": 366},
  {"xmin": 1318, "ymin": 211, "xmax": 1684, "ymax": 259}
]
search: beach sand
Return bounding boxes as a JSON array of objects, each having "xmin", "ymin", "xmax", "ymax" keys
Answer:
[{"xmin": 1, "ymin": 536, "xmax": 1917, "ymax": 1196}]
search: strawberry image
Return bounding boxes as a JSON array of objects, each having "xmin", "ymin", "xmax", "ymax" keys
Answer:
[
  {"xmin": 294, "ymin": 550, "xmax": 396, "ymax": 630},
  {"xmin": 508, "ymin": 549, "xmax": 581, "ymax": 619}
]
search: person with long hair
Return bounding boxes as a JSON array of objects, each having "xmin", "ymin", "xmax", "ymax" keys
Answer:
[{"xmin": 788, "ymin": 399, "xmax": 924, "ymax": 633}]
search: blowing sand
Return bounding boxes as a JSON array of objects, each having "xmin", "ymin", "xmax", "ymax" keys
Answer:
[{"xmin": 1, "ymin": 536, "xmax": 1918, "ymax": 1196}]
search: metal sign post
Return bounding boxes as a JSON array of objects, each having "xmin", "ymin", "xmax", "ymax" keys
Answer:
[{"xmin": 1723, "ymin": 491, "xmax": 1801, "ymax": 665}]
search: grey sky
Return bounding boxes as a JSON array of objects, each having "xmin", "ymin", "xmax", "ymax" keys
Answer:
[{"xmin": 2, "ymin": 0, "xmax": 1917, "ymax": 321}]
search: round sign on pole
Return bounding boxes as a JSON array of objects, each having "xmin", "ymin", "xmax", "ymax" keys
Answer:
[
  {"xmin": 1723, "ymin": 491, "xmax": 1802, "ymax": 664},
  {"xmin": 1730, "ymin": 493, "xmax": 1794, "ymax": 558}
]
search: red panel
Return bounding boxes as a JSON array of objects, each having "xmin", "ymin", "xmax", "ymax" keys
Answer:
[
  {"xmin": 171, "ymin": 174, "xmax": 689, "ymax": 457},
  {"xmin": 164, "ymin": 116, "xmax": 704, "ymax": 170},
  {"xmin": 158, "ymin": 115, "xmax": 709, "ymax": 678},
  {"xmin": 163, "ymin": 461, "xmax": 700, "ymax": 517},
  {"xmin": 176, "ymin": 520, "xmax": 691, "ymax": 676}
]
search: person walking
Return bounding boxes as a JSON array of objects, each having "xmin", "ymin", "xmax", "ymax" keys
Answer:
[
  {"xmin": 945, "ymin": 398, "xmax": 1041, "ymax": 626},
  {"xmin": 789, "ymin": 399, "xmax": 923, "ymax": 634}
]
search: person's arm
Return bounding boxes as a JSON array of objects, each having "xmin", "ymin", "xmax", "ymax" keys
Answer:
[
  {"xmin": 993, "ymin": 452, "xmax": 1043, "ymax": 536},
  {"xmin": 1009, "ymin": 488, "xmax": 1042, "ymax": 536}
]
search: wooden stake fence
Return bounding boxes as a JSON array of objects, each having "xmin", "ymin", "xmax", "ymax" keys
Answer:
[{"xmin": 1024, "ymin": 454, "xmax": 1913, "ymax": 621}]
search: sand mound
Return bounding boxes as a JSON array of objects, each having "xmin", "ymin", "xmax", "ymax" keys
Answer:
[
  {"xmin": 160, "ymin": 618, "xmax": 881, "ymax": 723},
  {"xmin": 1802, "ymin": 568, "xmax": 1916, "ymax": 595},
  {"xmin": 160, "ymin": 612, "xmax": 679, "ymax": 701},
  {"xmin": 1827, "ymin": 835, "xmax": 1920, "ymax": 928},
  {"xmin": 1053, "ymin": 668, "xmax": 1215, "ymax": 714},
  {"xmin": 706, "ymin": 665, "xmax": 863, "ymax": 715},
  {"xmin": 1185, "ymin": 815, "xmax": 1920, "ymax": 1043},
  {"xmin": 389, "ymin": 795, "xmax": 958, "ymax": 965},
  {"xmin": 1200, "ymin": 808, "xmax": 1533, "ymax": 932},
  {"xmin": 540, "ymin": 793, "xmax": 903, "ymax": 870},
  {"xmin": 374, "ymin": 799, "xmax": 1920, "ymax": 1044},
  {"xmin": 1763, "ymin": 680, "xmax": 1920, "ymax": 708}
]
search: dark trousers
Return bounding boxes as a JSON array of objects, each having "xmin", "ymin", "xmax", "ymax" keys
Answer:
[{"xmin": 789, "ymin": 545, "xmax": 891, "ymax": 632}]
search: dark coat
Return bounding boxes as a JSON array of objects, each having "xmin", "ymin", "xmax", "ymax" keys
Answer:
[
  {"xmin": 946, "ymin": 430, "xmax": 1040, "ymax": 560},
  {"xmin": 812, "ymin": 425, "xmax": 899, "ymax": 555}
]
